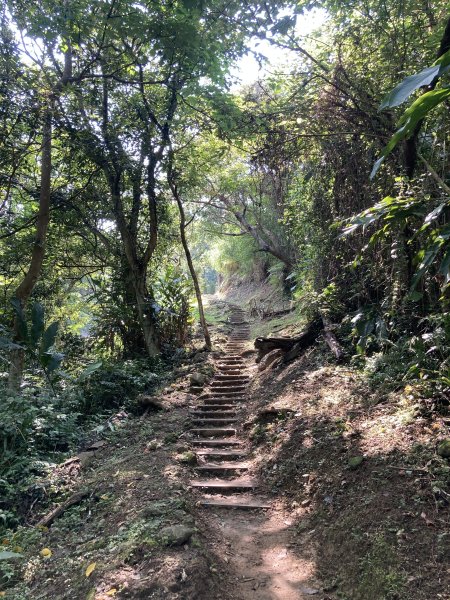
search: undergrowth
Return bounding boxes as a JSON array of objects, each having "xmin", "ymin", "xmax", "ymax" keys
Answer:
[{"xmin": 0, "ymin": 357, "xmax": 169, "ymax": 534}]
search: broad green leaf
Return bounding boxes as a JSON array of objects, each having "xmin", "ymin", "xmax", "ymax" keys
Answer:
[
  {"xmin": 398, "ymin": 87, "xmax": 450, "ymax": 128},
  {"xmin": 435, "ymin": 48, "xmax": 450, "ymax": 70},
  {"xmin": 370, "ymin": 124, "xmax": 409, "ymax": 178},
  {"xmin": 380, "ymin": 65, "xmax": 440, "ymax": 109},
  {"xmin": 0, "ymin": 337, "xmax": 23, "ymax": 350},
  {"xmin": 408, "ymin": 291, "xmax": 423, "ymax": 302},
  {"xmin": 76, "ymin": 361, "xmax": 103, "ymax": 382},
  {"xmin": 30, "ymin": 302, "xmax": 45, "ymax": 348},
  {"xmin": 372, "ymin": 88, "xmax": 450, "ymax": 178},
  {"xmin": 41, "ymin": 321, "xmax": 59, "ymax": 354},
  {"xmin": 411, "ymin": 240, "xmax": 442, "ymax": 290},
  {"xmin": 40, "ymin": 352, "xmax": 64, "ymax": 373},
  {"xmin": 0, "ymin": 550, "xmax": 22, "ymax": 560}
]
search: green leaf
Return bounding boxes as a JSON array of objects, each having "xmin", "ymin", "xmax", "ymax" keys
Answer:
[
  {"xmin": 42, "ymin": 352, "xmax": 64, "ymax": 374},
  {"xmin": 30, "ymin": 302, "xmax": 45, "ymax": 348},
  {"xmin": 0, "ymin": 550, "xmax": 22, "ymax": 560},
  {"xmin": 411, "ymin": 240, "xmax": 443, "ymax": 290},
  {"xmin": 435, "ymin": 48, "xmax": 450, "ymax": 70},
  {"xmin": 380, "ymin": 65, "xmax": 440, "ymax": 109},
  {"xmin": 408, "ymin": 291, "xmax": 423, "ymax": 302},
  {"xmin": 372, "ymin": 87, "xmax": 450, "ymax": 178},
  {"xmin": 0, "ymin": 336, "xmax": 23, "ymax": 350},
  {"xmin": 77, "ymin": 361, "xmax": 103, "ymax": 382},
  {"xmin": 397, "ymin": 86, "xmax": 450, "ymax": 128},
  {"xmin": 271, "ymin": 15, "xmax": 295, "ymax": 36},
  {"xmin": 40, "ymin": 321, "xmax": 59, "ymax": 355}
]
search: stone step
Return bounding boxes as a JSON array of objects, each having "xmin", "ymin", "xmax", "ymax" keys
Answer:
[
  {"xmin": 203, "ymin": 398, "xmax": 244, "ymax": 405},
  {"xmin": 196, "ymin": 404, "xmax": 238, "ymax": 412},
  {"xmin": 195, "ymin": 462, "xmax": 249, "ymax": 473},
  {"xmin": 212, "ymin": 380, "xmax": 248, "ymax": 386},
  {"xmin": 199, "ymin": 498, "xmax": 270, "ymax": 510},
  {"xmin": 216, "ymin": 358, "xmax": 245, "ymax": 362},
  {"xmin": 190, "ymin": 478, "xmax": 257, "ymax": 491},
  {"xmin": 195, "ymin": 449, "xmax": 247, "ymax": 459},
  {"xmin": 210, "ymin": 384, "xmax": 247, "ymax": 392},
  {"xmin": 190, "ymin": 428, "xmax": 236, "ymax": 437},
  {"xmin": 192, "ymin": 411, "xmax": 237, "ymax": 418},
  {"xmin": 210, "ymin": 385, "xmax": 247, "ymax": 391},
  {"xmin": 214, "ymin": 374, "xmax": 249, "ymax": 380},
  {"xmin": 192, "ymin": 418, "xmax": 238, "ymax": 426},
  {"xmin": 191, "ymin": 438, "xmax": 242, "ymax": 447},
  {"xmin": 209, "ymin": 391, "xmax": 246, "ymax": 397},
  {"xmin": 194, "ymin": 403, "xmax": 238, "ymax": 411}
]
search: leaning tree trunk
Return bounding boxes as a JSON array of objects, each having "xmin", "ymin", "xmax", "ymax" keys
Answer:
[
  {"xmin": 9, "ymin": 106, "xmax": 52, "ymax": 391},
  {"xmin": 168, "ymin": 169, "xmax": 211, "ymax": 349}
]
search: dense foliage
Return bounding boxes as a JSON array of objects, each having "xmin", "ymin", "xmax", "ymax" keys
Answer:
[{"xmin": 1, "ymin": 0, "xmax": 449, "ymax": 539}]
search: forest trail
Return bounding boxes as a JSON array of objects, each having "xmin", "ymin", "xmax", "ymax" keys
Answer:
[{"xmin": 188, "ymin": 304, "xmax": 320, "ymax": 599}]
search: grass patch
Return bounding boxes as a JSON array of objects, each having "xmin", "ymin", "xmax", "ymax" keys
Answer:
[{"xmin": 251, "ymin": 310, "xmax": 305, "ymax": 339}]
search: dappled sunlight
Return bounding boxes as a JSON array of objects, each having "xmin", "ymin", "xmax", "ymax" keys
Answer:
[{"xmin": 248, "ymin": 350, "xmax": 449, "ymax": 600}]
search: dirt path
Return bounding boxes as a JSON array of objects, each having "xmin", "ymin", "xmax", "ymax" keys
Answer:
[{"xmin": 188, "ymin": 304, "xmax": 321, "ymax": 600}]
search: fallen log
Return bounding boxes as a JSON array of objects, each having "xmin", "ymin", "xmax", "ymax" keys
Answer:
[
  {"xmin": 37, "ymin": 489, "xmax": 92, "ymax": 528},
  {"xmin": 320, "ymin": 313, "xmax": 345, "ymax": 362},
  {"xmin": 254, "ymin": 319, "xmax": 322, "ymax": 362}
]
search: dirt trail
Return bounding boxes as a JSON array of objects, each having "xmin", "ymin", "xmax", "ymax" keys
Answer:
[{"xmin": 189, "ymin": 304, "xmax": 321, "ymax": 600}]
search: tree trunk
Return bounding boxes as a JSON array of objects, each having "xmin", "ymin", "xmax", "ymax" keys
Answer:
[
  {"xmin": 9, "ymin": 106, "xmax": 52, "ymax": 390},
  {"xmin": 133, "ymin": 271, "xmax": 159, "ymax": 356},
  {"xmin": 169, "ymin": 174, "xmax": 211, "ymax": 349},
  {"xmin": 108, "ymin": 174, "xmax": 160, "ymax": 357},
  {"xmin": 219, "ymin": 195, "xmax": 294, "ymax": 270},
  {"xmin": 8, "ymin": 42, "xmax": 73, "ymax": 390},
  {"xmin": 118, "ymin": 257, "xmax": 146, "ymax": 356}
]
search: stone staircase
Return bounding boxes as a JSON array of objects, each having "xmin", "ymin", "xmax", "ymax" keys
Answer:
[{"xmin": 189, "ymin": 305, "xmax": 270, "ymax": 510}]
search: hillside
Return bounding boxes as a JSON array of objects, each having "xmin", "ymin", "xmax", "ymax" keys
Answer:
[{"xmin": 2, "ymin": 300, "xmax": 448, "ymax": 600}]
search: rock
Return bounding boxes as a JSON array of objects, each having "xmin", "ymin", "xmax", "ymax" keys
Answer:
[
  {"xmin": 146, "ymin": 439, "xmax": 161, "ymax": 450},
  {"xmin": 85, "ymin": 440, "xmax": 107, "ymax": 451},
  {"xmin": 437, "ymin": 439, "xmax": 450, "ymax": 458},
  {"xmin": 137, "ymin": 395, "xmax": 167, "ymax": 410},
  {"xmin": 77, "ymin": 451, "xmax": 95, "ymax": 468},
  {"xmin": 176, "ymin": 451, "xmax": 197, "ymax": 466},
  {"xmin": 142, "ymin": 501, "xmax": 169, "ymax": 517},
  {"xmin": 258, "ymin": 349, "xmax": 284, "ymax": 372},
  {"xmin": 348, "ymin": 455, "xmax": 364, "ymax": 470},
  {"xmin": 190, "ymin": 372, "xmax": 206, "ymax": 387},
  {"xmin": 240, "ymin": 349, "xmax": 256, "ymax": 358},
  {"xmin": 172, "ymin": 510, "xmax": 195, "ymax": 525},
  {"xmin": 158, "ymin": 524, "xmax": 195, "ymax": 546},
  {"xmin": 300, "ymin": 586, "xmax": 320, "ymax": 595}
]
